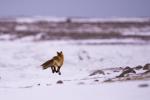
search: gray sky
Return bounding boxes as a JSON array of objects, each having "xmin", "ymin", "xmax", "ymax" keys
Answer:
[{"xmin": 0, "ymin": 0, "xmax": 150, "ymax": 17}]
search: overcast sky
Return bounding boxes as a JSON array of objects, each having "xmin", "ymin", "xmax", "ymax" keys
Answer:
[{"xmin": 0, "ymin": 0, "xmax": 150, "ymax": 17}]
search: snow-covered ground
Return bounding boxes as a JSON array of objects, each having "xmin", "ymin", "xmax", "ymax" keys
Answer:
[
  {"xmin": 0, "ymin": 38, "xmax": 150, "ymax": 100},
  {"xmin": 15, "ymin": 16, "xmax": 150, "ymax": 23},
  {"xmin": 1, "ymin": 17, "xmax": 150, "ymax": 40},
  {"xmin": 0, "ymin": 81, "xmax": 150, "ymax": 100},
  {"xmin": 0, "ymin": 17, "xmax": 150, "ymax": 100}
]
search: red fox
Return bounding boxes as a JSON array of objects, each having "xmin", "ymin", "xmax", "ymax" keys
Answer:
[{"xmin": 41, "ymin": 51, "xmax": 64, "ymax": 75}]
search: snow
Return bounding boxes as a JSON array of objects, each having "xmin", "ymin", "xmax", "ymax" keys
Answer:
[
  {"xmin": 16, "ymin": 16, "xmax": 67, "ymax": 23},
  {"xmin": 15, "ymin": 16, "xmax": 150, "ymax": 23},
  {"xmin": 15, "ymin": 25, "xmax": 28, "ymax": 31},
  {"xmin": 0, "ymin": 81, "xmax": 150, "ymax": 100},
  {"xmin": 3, "ymin": 17, "xmax": 150, "ymax": 39},
  {"xmin": 71, "ymin": 17, "xmax": 150, "ymax": 22},
  {"xmin": 0, "ymin": 34, "xmax": 12, "ymax": 40},
  {"xmin": 1, "ymin": 16, "xmax": 150, "ymax": 99},
  {"xmin": 70, "ymin": 39, "xmax": 150, "ymax": 45},
  {"xmin": 0, "ymin": 39, "xmax": 150, "ymax": 100}
]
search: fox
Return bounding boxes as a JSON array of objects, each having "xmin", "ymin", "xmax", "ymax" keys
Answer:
[{"xmin": 41, "ymin": 51, "xmax": 64, "ymax": 75}]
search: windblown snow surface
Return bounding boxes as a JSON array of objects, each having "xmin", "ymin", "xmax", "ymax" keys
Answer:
[
  {"xmin": 0, "ymin": 17, "xmax": 150, "ymax": 100},
  {"xmin": 0, "ymin": 39, "xmax": 150, "ymax": 100}
]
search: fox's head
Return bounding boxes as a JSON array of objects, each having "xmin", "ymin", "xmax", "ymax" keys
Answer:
[{"xmin": 57, "ymin": 51, "xmax": 63, "ymax": 56}]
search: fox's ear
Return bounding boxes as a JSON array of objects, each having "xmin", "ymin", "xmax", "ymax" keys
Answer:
[
  {"xmin": 57, "ymin": 51, "xmax": 59, "ymax": 55},
  {"xmin": 60, "ymin": 51, "xmax": 63, "ymax": 54}
]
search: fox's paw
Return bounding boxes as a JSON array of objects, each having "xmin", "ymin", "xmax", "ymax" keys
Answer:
[{"xmin": 58, "ymin": 72, "xmax": 61, "ymax": 75}]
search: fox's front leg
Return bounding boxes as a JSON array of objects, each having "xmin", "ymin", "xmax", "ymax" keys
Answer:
[{"xmin": 56, "ymin": 66, "xmax": 61, "ymax": 75}]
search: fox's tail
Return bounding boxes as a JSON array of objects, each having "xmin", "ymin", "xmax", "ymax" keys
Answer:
[{"xmin": 41, "ymin": 59, "xmax": 53, "ymax": 69}]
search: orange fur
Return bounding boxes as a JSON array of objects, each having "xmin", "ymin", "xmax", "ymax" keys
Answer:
[{"xmin": 41, "ymin": 51, "xmax": 64, "ymax": 75}]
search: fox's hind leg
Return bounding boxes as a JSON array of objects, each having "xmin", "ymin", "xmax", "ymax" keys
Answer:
[
  {"xmin": 53, "ymin": 67, "xmax": 57, "ymax": 73},
  {"xmin": 51, "ymin": 66, "xmax": 55, "ymax": 73}
]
